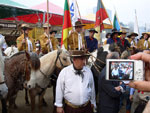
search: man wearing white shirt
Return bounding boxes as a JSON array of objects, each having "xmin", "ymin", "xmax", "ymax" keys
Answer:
[
  {"xmin": 55, "ymin": 50, "xmax": 96, "ymax": 113},
  {"xmin": 111, "ymin": 66, "xmax": 119, "ymax": 79}
]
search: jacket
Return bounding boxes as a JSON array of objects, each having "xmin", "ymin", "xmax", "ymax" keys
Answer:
[
  {"xmin": 39, "ymin": 33, "xmax": 59, "ymax": 54},
  {"xmin": 137, "ymin": 39, "xmax": 150, "ymax": 50},
  {"xmin": 16, "ymin": 34, "xmax": 35, "ymax": 52},
  {"xmin": 98, "ymin": 67, "xmax": 125, "ymax": 113},
  {"xmin": 67, "ymin": 31, "xmax": 85, "ymax": 50}
]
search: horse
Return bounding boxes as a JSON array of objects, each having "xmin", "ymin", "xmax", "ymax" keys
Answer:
[
  {"xmin": 0, "ymin": 35, "xmax": 8, "ymax": 113},
  {"xmin": 26, "ymin": 49, "xmax": 71, "ymax": 113},
  {"xmin": 89, "ymin": 43, "xmax": 127, "ymax": 95},
  {"xmin": 4, "ymin": 51, "xmax": 40, "ymax": 110}
]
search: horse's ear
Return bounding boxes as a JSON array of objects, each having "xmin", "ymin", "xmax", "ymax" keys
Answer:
[
  {"xmin": 57, "ymin": 48, "xmax": 62, "ymax": 54},
  {"xmin": 25, "ymin": 51, "xmax": 30, "ymax": 60}
]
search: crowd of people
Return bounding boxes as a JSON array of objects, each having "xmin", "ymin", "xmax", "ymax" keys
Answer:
[
  {"xmin": 1, "ymin": 20, "xmax": 150, "ymax": 113},
  {"xmin": 111, "ymin": 63, "xmax": 133, "ymax": 80}
]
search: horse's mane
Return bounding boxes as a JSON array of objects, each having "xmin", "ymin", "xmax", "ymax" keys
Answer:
[
  {"xmin": 10, "ymin": 51, "xmax": 25, "ymax": 58},
  {"xmin": 9, "ymin": 51, "xmax": 40, "ymax": 70},
  {"xmin": 30, "ymin": 53, "xmax": 40, "ymax": 71}
]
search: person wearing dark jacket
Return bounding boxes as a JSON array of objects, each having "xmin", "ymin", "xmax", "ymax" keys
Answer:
[
  {"xmin": 98, "ymin": 52, "xmax": 126, "ymax": 113},
  {"xmin": 120, "ymin": 30, "xmax": 131, "ymax": 51},
  {"xmin": 107, "ymin": 29, "xmax": 122, "ymax": 44},
  {"xmin": 85, "ymin": 28, "xmax": 98, "ymax": 52}
]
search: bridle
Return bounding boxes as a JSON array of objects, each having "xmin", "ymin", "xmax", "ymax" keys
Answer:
[
  {"xmin": 39, "ymin": 50, "xmax": 66, "ymax": 78},
  {"xmin": 0, "ymin": 81, "xmax": 5, "ymax": 85}
]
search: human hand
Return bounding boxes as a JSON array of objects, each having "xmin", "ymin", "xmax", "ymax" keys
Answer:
[
  {"xmin": 56, "ymin": 107, "xmax": 65, "ymax": 113},
  {"xmin": 46, "ymin": 39, "xmax": 50, "ymax": 45},
  {"xmin": 129, "ymin": 52, "xmax": 150, "ymax": 91},
  {"xmin": 22, "ymin": 39, "xmax": 26, "ymax": 44},
  {"xmin": 129, "ymin": 95, "xmax": 133, "ymax": 101}
]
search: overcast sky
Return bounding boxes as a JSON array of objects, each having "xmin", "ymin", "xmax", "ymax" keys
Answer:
[{"xmin": 13, "ymin": 0, "xmax": 150, "ymax": 26}]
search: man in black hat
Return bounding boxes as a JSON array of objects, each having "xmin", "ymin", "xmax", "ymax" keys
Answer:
[
  {"xmin": 85, "ymin": 28, "xmax": 98, "ymax": 52},
  {"xmin": 67, "ymin": 21, "xmax": 86, "ymax": 50},
  {"xmin": 55, "ymin": 50, "xmax": 96, "ymax": 113},
  {"xmin": 107, "ymin": 29, "xmax": 122, "ymax": 44},
  {"xmin": 120, "ymin": 30, "xmax": 131, "ymax": 51}
]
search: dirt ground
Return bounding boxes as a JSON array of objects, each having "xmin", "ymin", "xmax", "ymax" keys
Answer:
[
  {"xmin": 0, "ymin": 87, "xmax": 126, "ymax": 113},
  {"xmin": 0, "ymin": 88, "xmax": 54, "ymax": 113}
]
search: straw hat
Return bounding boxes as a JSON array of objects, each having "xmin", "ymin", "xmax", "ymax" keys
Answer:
[
  {"xmin": 142, "ymin": 32, "xmax": 150, "ymax": 36},
  {"xmin": 121, "ymin": 29, "xmax": 128, "ymax": 34},
  {"xmin": 21, "ymin": 24, "xmax": 32, "ymax": 30},
  {"xmin": 69, "ymin": 50, "xmax": 90, "ymax": 57},
  {"xmin": 43, "ymin": 22, "xmax": 51, "ymax": 28}
]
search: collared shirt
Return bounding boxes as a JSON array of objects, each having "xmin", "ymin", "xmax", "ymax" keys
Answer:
[
  {"xmin": 26, "ymin": 37, "xmax": 33, "ymax": 52},
  {"xmin": 112, "ymin": 68, "xmax": 119, "ymax": 76},
  {"xmin": 55, "ymin": 64, "xmax": 96, "ymax": 108},
  {"xmin": 85, "ymin": 36, "xmax": 98, "ymax": 52},
  {"xmin": 107, "ymin": 37, "xmax": 121, "ymax": 44}
]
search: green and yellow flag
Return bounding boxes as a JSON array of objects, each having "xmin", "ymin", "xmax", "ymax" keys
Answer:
[{"xmin": 61, "ymin": 0, "xmax": 72, "ymax": 49}]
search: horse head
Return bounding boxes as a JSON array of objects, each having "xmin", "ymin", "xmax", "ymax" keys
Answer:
[
  {"xmin": 55, "ymin": 48, "xmax": 71, "ymax": 69},
  {"xmin": 0, "ymin": 35, "xmax": 8, "ymax": 99}
]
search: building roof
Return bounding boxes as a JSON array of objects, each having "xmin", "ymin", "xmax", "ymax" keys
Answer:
[
  {"xmin": 0, "ymin": 0, "xmax": 26, "ymax": 8},
  {"xmin": 30, "ymin": 2, "xmax": 63, "ymax": 15}
]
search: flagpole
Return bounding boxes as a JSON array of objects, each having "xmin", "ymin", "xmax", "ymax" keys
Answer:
[
  {"xmin": 75, "ymin": 0, "xmax": 82, "ymax": 23},
  {"xmin": 47, "ymin": 0, "xmax": 50, "ymax": 40}
]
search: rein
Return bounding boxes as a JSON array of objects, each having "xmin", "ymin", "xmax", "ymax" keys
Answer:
[
  {"xmin": 0, "ymin": 81, "xmax": 5, "ymax": 85},
  {"xmin": 39, "ymin": 50, "xmax": 66, "ymax": 78},
  {"xmin": 88, "ymin": 52, "xmax": 106, "ymax": 65}
]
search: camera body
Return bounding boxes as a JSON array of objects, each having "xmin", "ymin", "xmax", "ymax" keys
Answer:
[{"xmin": 106, "ymin": 59, "xmax": 144, "ymax": 81}]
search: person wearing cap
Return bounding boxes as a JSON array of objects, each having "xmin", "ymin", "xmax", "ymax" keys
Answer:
[
  {"xmin": 85, "ymin": 28, "xmax": 98, "ymax": 52},
  {"xmin": 127, "ymin": 32, "xmax": 138, "ymax": 50},
  {"xmin": 16, "ymin": 24, "xmax": 35, "ymax": 52},
  {"xmin": 49, "ymin": 30, "xmax": 59, "ymax": 50},
  {"xmin": 67, "ymin": 21, "xmax": 86, "ymax": 50},
  {"xmin": 39, "ymin": 22, "xmax": 54, "ymax": 54},
  {"xmin": 55, "ymin": 50, "xmax": 96, "ymax": 113},
  {"xmin": 137, "ymin": 32, "xmax": 150, "ymax": 50},
  {"xmin": 107, "ymin": 29, "xmax": 122, "ymax": 44},
  {"xmin": 120, "ymin": 30, "xmax": 131, "ymax": 51},
  {"xmin": 103, "ymin": 33, "xmax": 111, "ymax": 45}
]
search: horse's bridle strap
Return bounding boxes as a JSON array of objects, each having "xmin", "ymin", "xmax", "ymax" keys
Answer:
[{"xmin": 0, "ymin": 81, "xmax": 5, "ymax": 85}]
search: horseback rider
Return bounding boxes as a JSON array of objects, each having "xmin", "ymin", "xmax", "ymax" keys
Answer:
[
  {"xmin": 120, "ymin": 30, "xmax": 131, "ymax": 51},
  {"xmin": 107, "ymin": 29, "xmax": 122, "ymax": 44},
  {"xmin": 85, "ymin": 28, "xmax": 98, "ymax": 52},
  {"xmin": 67, "ymin": 21, "xmax": 86, "ymax": 50},
  {"xmin": 127, "ymin": 32, "xmax": 138, "ymax": 51},
  {"xmin": 137, "ymin": 32, "xmax": 150, "ymax": 50},
  {"xmin": 16, "ymin": 24, "xmax": 35, "ymax": 52},
  {"xmin": 40, "ymin": 22, "xmax": 58, "ymax": 54}
]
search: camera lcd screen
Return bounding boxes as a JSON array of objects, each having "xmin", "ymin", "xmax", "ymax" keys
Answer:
[{"xmin": 109, "ymin": 61, "xmax": 134, "ymax": 80}]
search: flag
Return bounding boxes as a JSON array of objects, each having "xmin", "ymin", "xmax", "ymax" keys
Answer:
[
  {"xmin": 95, "ymin": 0, "xmax": 108, "ymax": 32},
  {"xmin": 61, "ymin": 0, "xmax": 72, "ymax": 49},
  {"xmin": 113, "ymin": 13, "xmax": 121, "ymax": 31},
  {"xmin": 70, "ymin": 0, "xmax": 78, "ymax": 26},
  {"xmin": 134, "ymin": 10, "xmax": 140, "ymax": 40}
]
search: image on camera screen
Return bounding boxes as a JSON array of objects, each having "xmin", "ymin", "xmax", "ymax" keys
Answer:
[{"xmin": 109, "ymin": 61, "xmax": 134, "ymax": 80}]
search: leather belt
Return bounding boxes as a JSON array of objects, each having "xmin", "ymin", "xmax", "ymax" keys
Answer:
[{"xmin": 65, "ymin": 99, "xmax": 90, "ymax": 109}]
